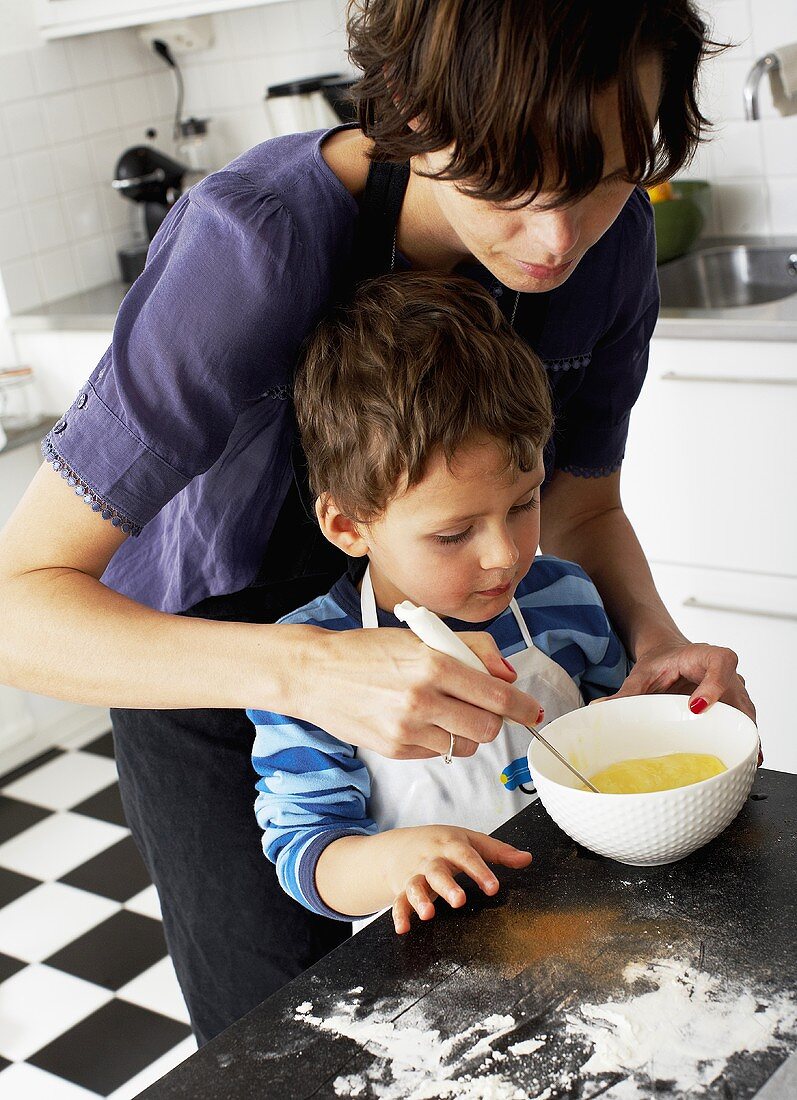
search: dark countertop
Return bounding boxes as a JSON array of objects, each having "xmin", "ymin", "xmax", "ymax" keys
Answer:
[{"xmin": 143, "ymin": 769, "xmax": 796, "ymax": 1099}]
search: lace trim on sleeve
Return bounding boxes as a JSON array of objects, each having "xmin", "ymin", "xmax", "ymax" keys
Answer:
[
  {"xmin": 41, "ymin": 435, "xmax": 142, "ymax": 537},
  {"xmin": 543, "ymin": 353, "xmax": 592, "ymax": 372},
  {"xmin": 558, "ymin": 459, "xmax": 623, "ymax": 478}
]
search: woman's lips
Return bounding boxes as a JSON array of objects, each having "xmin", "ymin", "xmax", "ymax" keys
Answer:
[{"xmin": 515, "ymin": 258, "xmax": 574, "ymax": 279}]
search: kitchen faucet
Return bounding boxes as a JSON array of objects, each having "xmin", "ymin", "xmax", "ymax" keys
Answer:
[{"xmin": 743, "ymin": 53, "xmax": 780, "ymax": 120}]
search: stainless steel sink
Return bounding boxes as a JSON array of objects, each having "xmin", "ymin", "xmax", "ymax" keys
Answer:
[{"xmin": 658, "ymin": 245, "xmax": 797, "ymax": 309}]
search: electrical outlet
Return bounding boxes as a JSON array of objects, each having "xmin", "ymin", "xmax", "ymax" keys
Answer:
[{"xmin": 138, "ymin": 15, "xmax": 214, "ymax": 56}]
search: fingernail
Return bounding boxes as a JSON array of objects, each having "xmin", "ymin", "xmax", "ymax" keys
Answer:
[
  {"xmin": 537, "ymin": 707, "xmax": 545, "ymax": 724},
  {"xmin": 502, "ymin": 657, "xmax": 516, "ymax": 673},
  {"xmin": 757, "ymin": 747, "xmax": 764, "ymax": 766},
  {"xmin": 689, "ymin": 697, "xmax": 708, "ymax": 715}
]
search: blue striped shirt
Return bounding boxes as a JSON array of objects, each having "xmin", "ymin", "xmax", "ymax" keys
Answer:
[{"xmin": 248, "ymin": 556, "xmax": 628, "ymax": 920}]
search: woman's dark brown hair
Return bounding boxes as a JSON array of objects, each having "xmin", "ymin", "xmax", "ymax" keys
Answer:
[
  {"xmin": 347, "ymin": 0, "xmax": 723, "ymax": 206},
  {"xmin": 295, "ymin": 272, "xmax": 553, "ymax": 521}
]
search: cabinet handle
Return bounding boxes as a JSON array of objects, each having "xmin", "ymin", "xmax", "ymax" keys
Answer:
[
  {"xmin": 683, "ymin": 596, "xmax": 797, "ymax": 622},
  {"xmin": 661, "ymin": 371, "xmax": 797, "ymax": 386}
]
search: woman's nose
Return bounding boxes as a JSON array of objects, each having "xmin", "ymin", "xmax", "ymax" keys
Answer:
[
  {"xmin": 530, "ymin": 206, "xmax": 580, "ymax": 259},
  {"xmin": 480, "ymin": 528, "xmax": 520, "ymax": 572}
]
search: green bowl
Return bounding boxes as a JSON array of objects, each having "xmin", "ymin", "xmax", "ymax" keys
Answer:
[{"xmin": 652, "ymin": 180, "xmax": 709, "ymax": 265}]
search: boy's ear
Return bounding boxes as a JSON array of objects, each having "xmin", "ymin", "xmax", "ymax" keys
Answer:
[{"xmin": 315, "ymin": 495, "xmax": 370, "ymax": 557}]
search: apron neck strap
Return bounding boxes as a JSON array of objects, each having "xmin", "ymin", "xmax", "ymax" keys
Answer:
[
  {"xmin": 509, "ymin": 598, "xmax": 535, "ymax": 649},
  {"xmin": 349, "ymin": 160, "xmax": 411, "ymax": 282},
  {"xmin": 360, "ymin": 562, "xmax": 379, "ymax": 629},
  {"xmin": 361, "ymin": 561, "xmax": 534, "ymax": 652}
]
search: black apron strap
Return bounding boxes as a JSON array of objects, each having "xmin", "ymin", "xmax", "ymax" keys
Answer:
[{"xmin": 347, "ymin": 160, "xmax": 411, "ymax": 283}]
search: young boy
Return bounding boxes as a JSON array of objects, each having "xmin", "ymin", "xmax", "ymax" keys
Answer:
[{"xmin": 248, "ymin": 273, "xmax": 628, "ymax": 933}]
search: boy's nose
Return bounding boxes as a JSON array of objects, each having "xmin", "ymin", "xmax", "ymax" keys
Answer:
[{"xmin": 480, "ymin": 529, "xmax": 520, "ymax": 572}]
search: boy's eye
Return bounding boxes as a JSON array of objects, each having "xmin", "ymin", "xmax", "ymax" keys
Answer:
[{"xmin": 434, "ymin": 526, "xmax": 473, "ymax": 546}]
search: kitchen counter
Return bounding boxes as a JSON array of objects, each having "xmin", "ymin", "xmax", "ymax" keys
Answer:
[
  {"xmin": 142, "ymin": 769, "xmax": 797, "ymax": 1099},
  {"xmin": 7, "ymin": 236, "xmax": 797, "ymax": 341},
  {"xmin": 7, "ymin": 281, "xmax": 126, "ymax": 333}
]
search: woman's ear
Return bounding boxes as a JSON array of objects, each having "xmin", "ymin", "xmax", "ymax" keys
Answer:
[{"xmin": 315, "ymin": 495, "xmax": 370, "ymax": 557}]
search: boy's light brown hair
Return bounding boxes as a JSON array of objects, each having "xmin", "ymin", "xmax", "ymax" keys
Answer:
[{"xmin": 295, "ymin": 272, "xmax": 553, "ymax": 521}]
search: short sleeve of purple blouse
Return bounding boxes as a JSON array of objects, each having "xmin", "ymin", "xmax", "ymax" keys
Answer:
[{"xmin": 41, "ymin": 132, "xmax": 358, "ymax": 536}]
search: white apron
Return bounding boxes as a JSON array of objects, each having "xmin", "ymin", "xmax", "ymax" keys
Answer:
[{"xmin": 357, "ymin": 565, "xmax": 585, "ymax": 837}]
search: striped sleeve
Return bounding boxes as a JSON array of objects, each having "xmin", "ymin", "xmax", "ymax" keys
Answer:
[
  {"xmin": 249, "ymin": 707, "xmax": 378, "ymax": 920},
  {"xmin": 513, "ymin": 557, "xmax": 629, "ymax": 701},
  {"xmin": 248, "ymin": 590, "xmax": 378, "ymax": 921}
]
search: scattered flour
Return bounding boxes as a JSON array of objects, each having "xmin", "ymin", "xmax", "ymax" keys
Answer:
[
  {"xmin": 508, "ymin": 1037, "xmax": 546, "ymax": 1056},
  {"xmin": 293, "ymin": 956, "xmax": 796, "ymax": 1098},
  {"xmin": 566, "ymin": 956, "xmax": 797, "ymax": 1094}
]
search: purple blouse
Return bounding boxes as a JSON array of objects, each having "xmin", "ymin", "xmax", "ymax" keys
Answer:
[{"xmin": 42, "ymin": 127, "xmax": 659, "ymax": 613}]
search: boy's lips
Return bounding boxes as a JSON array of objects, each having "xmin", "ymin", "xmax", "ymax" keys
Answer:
[{"xmin": 476, "ymin": 581, "xmax": 512, "ymax": 598}]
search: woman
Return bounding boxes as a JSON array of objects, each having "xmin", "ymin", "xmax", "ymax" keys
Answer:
[{"xmin": 0, "ymin": 0, "xmax": 752, "ymax": 1044}]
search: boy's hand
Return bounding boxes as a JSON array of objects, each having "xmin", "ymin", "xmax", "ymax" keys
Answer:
[{"xmin": 387, "ymin": 826, "xmax": 533, "ymax": 934}]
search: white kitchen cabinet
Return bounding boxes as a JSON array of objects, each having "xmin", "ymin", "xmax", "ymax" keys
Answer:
[
  {"xmin": 650, "ymin": 562, "xmax": 797, "ymax": 774},
  {"xmin": 622, "ymin": 338, "xmax": 797, "ymax": 578},
  {"xmin": 36, "ymin": 0, "xmax": 281, "ymax": 40},
  {"xmin": 622, "ymin": 334, "xmax": 797, "ymax": 773}
]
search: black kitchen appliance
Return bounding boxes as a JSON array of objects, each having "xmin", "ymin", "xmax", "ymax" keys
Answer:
[{"xmin": 111, "ymin": 145, "xmax": 186, "ymax": 284}]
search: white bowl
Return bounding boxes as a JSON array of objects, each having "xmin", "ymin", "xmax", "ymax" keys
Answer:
[{"xmin": 527, "ymin": 694, "xmax": 758, "ymax": 866}]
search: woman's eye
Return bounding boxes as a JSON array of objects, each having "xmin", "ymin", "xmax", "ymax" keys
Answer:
[
  {"xmin": 510, "ymin": 496, "xmax": 538, "ymax": 514},
  {"xmin": 435, "ymin": 527, "xmax": 473, "ymax": 546}
]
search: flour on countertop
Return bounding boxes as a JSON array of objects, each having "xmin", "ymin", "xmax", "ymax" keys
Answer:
[
  {"xmin": 567, "ymin": 956, "xmax": 797, "ymax": 1094},
  {"xmin": 292, "ymin": 955, "xmax": 797, "ymax": 1099}
]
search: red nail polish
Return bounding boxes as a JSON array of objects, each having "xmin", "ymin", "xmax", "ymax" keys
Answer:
[
  {"xmin": 502, "ymin": 657, "xmax": 516, "ymax": 673},
  {"xmin": 689, "ymin": 697, "xmax": 708, "ymax": 715},
  {"xmin": 537, "ymin": 707, "xmax": 545, "ymax": 724},
  {"xmin": 757, "ymin": 746, "xmax": 764, "ymax": 766}
]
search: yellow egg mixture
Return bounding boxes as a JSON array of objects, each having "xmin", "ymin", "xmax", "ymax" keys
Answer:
[{"xmin": 586, "ymin": 752, "xmax": 727, "ymax": 794}]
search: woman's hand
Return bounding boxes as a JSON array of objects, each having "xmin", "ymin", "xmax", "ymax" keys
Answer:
[
  {"xmin": 386, "ymin": 825, "xmax": 533, "ymax": 934},
  {"xmin": 607, "ymin": 637, "xmax": 755, "ymax": 719},
  {"xmin": 296, "ymin": 625, "xmax": 542, "ymax": 760}
]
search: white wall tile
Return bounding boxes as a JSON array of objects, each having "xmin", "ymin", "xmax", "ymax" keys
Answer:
[
  {"xmin": 761, "ymin": 115, "xmax": 797, "ymax": 176},
  {"xmin": 715, "ymin": 178, "xmax": 770, "ymax": 234},
  {"xmin": 0, "ymin": 158, "xmax": 19, "ymax": 211},
  {"xmin": 65, "ymin": 187, "xmax": 106, "ymax": 240},
  {"xmin": 767, "ymin": 176, "xmax": 797, "ymax": 233},
  {"xmin": 24, "ymin": 197, "xmax": 71, "ymax": 253},
  {"xmin": 707, "ymin": 0, "xmax": 755, "ymax": 60},
  {"xmin": 29, "ymin": 41, "xmax": 74, "ymax": 96},
  {"xmin": 76, "ymin": 83, "xmax": 120, "ymax": 136},
  {"xmin": 65, "ymin": 34, "xmax": 110, "ymax": 88},
  {"xmin": 42, "ymin": 91, "xmax": 85, "ymax": 146},
  {"xmin": 102, "ymin": 28, "xmax": 159, "ymax": 80},
  {"xmin": 0, "ymin": 209, "xmax": 32, "ymax": 264},
  {"xmin": 74, "ymin": 234, "xmax": 116, "ymax": 291},
  {"xmin": 147, "ymin": 70, "xmax": 179, "ymax": 121},
  {"xmin": 57, "ymin": 140, "xmax": 97, "ymax": 194},
  {"xmin": 298, "ymin": 0, "xmax": 347, "ymax": 48},
  {"xmin": 0, "ymin": 51, "xmax": 36, "ymax": 106},
  {"xmin": 750, "ymin": 0, "xmax": 797, "ymax": 57},
  {"xmin": 227, "ymin": 5, "xmax": 271, "ymax": 58},
  {"xmin": 100, "ymin": 186, "xmax": 130, "ymax": 233},
  {"xmin": 3, "ymin": 99, "xmax": 48, "ymax": 154},
  {"xmin": 1, "ymin": 256, "xmax": 42, "ymax": 312},
  {"xmin": 35, "ymin": 245, "xmax": 79, "ymax": 302},
  {"xmin": 13, "ymin": 149, "xmax": 58, "ymax": 203},
  {"xmin": 88, "ymin": 132, "xmax": 126, "ymax": 183},
  {"xmin": 112, "ymin": 75, "xmax": 156, "ymax": 129},
  {"xmin": 710, "ymin": 119, "xmax": 765, "ymax": 176},
  {"xmin": 261, "ymin": 0, "xmax": 303, "ymax": 49}
]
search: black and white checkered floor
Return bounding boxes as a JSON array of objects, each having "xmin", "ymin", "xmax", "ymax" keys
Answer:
[{"xmin": 0, "ymin": 730, "xmax": 197, "ymax": 1098}]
